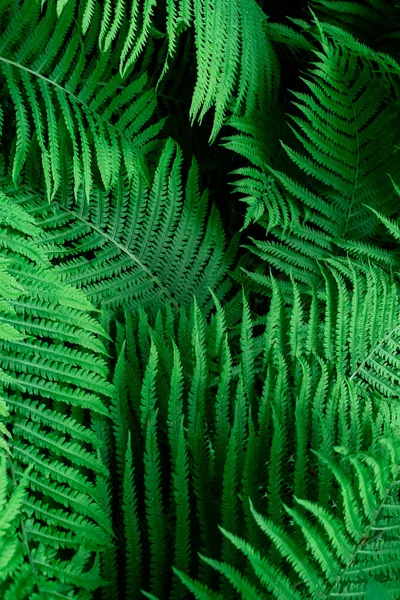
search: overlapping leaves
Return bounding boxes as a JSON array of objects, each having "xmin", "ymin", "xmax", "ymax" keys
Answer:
[
  {"xmin": 0, "ymin": 191, "xmax": 113, "ymax": 598},
  {"xmin": 0, "ymin": 0, "xmax": 162, "ymax": 201},
  {"xmin": 225, "ymin": 29, "xmax": 400, "ymax": 290},
  {"xmin": 6, "ymin": 138, "xmax": 237, "ymax": 311}
]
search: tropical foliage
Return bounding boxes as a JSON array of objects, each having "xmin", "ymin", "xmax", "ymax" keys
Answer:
[{"xmin": 0, "ymin": 0, "xmax": 400, "ymax": 598}]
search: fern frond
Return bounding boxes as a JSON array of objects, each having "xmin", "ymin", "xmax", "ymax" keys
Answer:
[
  {"xmin": 123, "ymin": 434, "xmax": 142, "ymax": 599},
  {"xmin": 140, "ymin": 340, "xmax": 158, "ymax": 430},
  {"xmin": 8, "ymin": 139, "xmax": 237, "ymax": 311},
  {"xmin": 104, "ymin": 255, "xmax": 400, "ymax": 597},
  {"xmin": 0, "ymin": 0, "xmax": 162, "ymax": 200},
  {"xmin": 226, "ymin": 31, "xmax": 400, "ymax": 287},
  {"xmin": 240, "ymin": 291, "xmax": 255, "ymax": 406},
  {"xmin": 0, "ymin": 459, "xmax": 30, "ymax": 584},
  {"xmin": 186, "ymin": 440, "xmax": 400, "ymax": 599},
  {"xmin": 192, "ymin": 0, "xmax": 278, "ymax": 141},
  {"xmin": 311, "ymin": 0, "xmax": 399, "ymax": 41},
  {"xmin": 0, "ymin": 191, "xmax": 113, "ymax": 597},
  {"xmin": 102, "ymin": 294, "xmax": 266, "ymax": 596},
  {"xmin": 55, "ymin": 0, "xmax": 278, "ymax": 141},
  {"xmin": 171, "ymin": 419, "xmax": 191, "ymax": 599},
  {"xmin": 144, "ymin": 412, "xmax": 167, "ymax": 598},
  {"xmin": 173, "ymin": 567, "xmax": 224, "ymax": 600}
]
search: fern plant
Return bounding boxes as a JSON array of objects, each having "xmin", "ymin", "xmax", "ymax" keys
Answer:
[
  {"xmin": 225, "ymin": 22, "xmax": 400, "ymax": 290},
  {"xmin": 55, "ymin": 0, "xmax": 279, "ymax": 141},
  {"xmin": 2, "ymin": 137, "xmax": 237, "ymax": 311},
  {"xmin": 0, "ymin": 190, "xmax": 113, "ymax": 597},
  {"xmin": 99, "ymin": 263, "xmax": 400, "ymax": 598},
  {"xmin": 0, "ymin": 0, "xmax": 163, "ymax": 200},
  {"xmin": 0, "ymin": 0, "xmax": 400, "ymax": 598},
  {"xmin": 310, "ymin": 0, "xmax": 400, "ymax": 43},
  {"xmin": 0, "ymin": 458, "xmax": 31, "ymax": 587},
  {"xmin": 176, "ymin": 437, "xmax": 400, "ymax": 599}
]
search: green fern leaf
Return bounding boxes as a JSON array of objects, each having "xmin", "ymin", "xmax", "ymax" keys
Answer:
[
  {"xmin": 144, "ymin": 412, "xmax": 167, "ymax": 598},
  {"xmin": 0, "ymin": 191, "xmax": 112, "ymax": 596},
  {"xmin": 0, "ymin": 0, "xmax": 162, "ymax": 200},
  {"xmin": 7, "ymin": 139, "xmax": 236, "ymax": 311}
]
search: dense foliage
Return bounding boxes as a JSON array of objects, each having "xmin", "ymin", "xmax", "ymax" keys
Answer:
[{"xmin": 0, "ymin": 0, "xmax": 400, "ymax": 598}]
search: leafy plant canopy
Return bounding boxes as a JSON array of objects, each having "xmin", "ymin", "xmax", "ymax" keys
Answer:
[{"xmin": 0, "ymin": 0, "xmax": 400, "ymax": 598}]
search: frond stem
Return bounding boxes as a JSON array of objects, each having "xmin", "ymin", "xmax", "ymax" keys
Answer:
[
  {"xmin": 0, "ymin": 56, "xmax": 78, "ymax": 100},
  {"xmin": 63, "ymin": 209, "xmax": 180, "ymax": 309}
]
